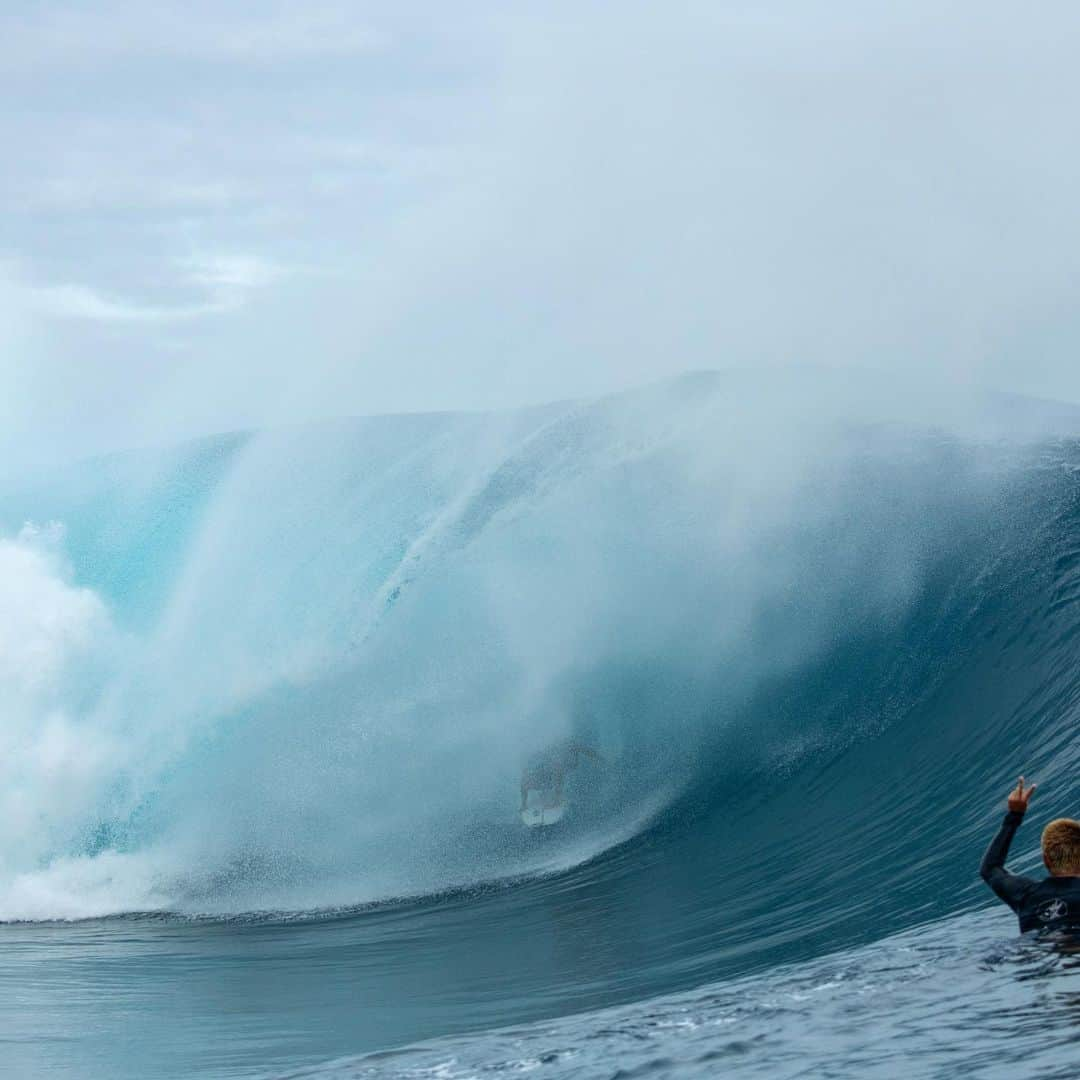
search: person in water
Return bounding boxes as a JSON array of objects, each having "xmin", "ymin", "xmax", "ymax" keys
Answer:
[
  {"xmin": 980, "ymin": 776, "xmax": 1080, "ymax": 931},
  {"xmin": 520, "ymin": 740, "xmax": 603, "ymax": 812}
]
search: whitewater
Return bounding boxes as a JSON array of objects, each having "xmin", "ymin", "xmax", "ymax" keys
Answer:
[{"xmin": 4, "ymin": 371, "xmax": 1080, "ymax": 1078}]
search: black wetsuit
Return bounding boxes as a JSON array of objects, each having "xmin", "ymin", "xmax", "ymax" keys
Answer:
[{"xmin": 980, "ymin": 810, "xmax": 1080, "ymax": 932}]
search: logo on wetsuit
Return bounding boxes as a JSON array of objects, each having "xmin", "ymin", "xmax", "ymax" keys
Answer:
[{"xmin": 1038, "ymin": 898, "xmax": 1069, "ymax": 922}]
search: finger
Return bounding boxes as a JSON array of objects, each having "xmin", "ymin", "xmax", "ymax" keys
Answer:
[{"xmin": 1027, "ymin": 783, "xmax": 1037, "ymax": 801}]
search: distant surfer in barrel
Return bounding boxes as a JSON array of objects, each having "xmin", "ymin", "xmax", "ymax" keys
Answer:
[
  {"xmin": 520, "ymin": 740, "xmax": 603, "ymax": 814},
  {"xmin": 980, "ymin": 776, "xmax": 1080, "ymax": 931}
]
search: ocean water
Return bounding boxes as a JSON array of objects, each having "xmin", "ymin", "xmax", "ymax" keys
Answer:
[{"xmin": 3, "ymin": 372, "xmax": 1080, "ymax": 1078}]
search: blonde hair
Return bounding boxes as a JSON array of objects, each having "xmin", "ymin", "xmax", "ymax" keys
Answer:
[{"xmin": 1042, "ymin": 819, "xmax": 1080, "ymax": 876}]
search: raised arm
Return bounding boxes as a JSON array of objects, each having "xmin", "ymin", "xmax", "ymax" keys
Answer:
[{"xmin": 980, "ymin": 776, "xmax": 1038, "ymax": 911}]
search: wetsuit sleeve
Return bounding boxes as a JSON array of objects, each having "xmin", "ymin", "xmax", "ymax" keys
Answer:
[{"xmin": 979, "ymin": 810, "xmax": 1037, "ymax": 911}]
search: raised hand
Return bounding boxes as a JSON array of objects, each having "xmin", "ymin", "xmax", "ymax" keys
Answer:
[{"xmin": 1007, "ymin": 775, "xmax": 1037, "ymax": 813}]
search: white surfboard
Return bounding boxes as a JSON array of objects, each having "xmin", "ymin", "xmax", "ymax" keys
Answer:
[{"xmin": 521, "ymin": 798, "xmax": 567, "ymax": 827}]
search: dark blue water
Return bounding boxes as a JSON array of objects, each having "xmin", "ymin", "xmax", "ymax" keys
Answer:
[
  {"xmin": 279, "ymin": 910, "xmax": 1080, "ymax": 1080},
  {"xmin": 2, "ymin": 374, "xmax": 1080, "ymax": 1078}
]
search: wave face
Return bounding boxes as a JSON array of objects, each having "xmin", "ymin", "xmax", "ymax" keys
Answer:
[{"xmin": 1, "ymin": 371, "xmax": 1079, "ymax": 947}]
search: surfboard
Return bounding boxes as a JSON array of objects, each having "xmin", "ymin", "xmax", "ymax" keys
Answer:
[{"xmin": 520, "ymin": 800, "xmax": 567, "ymax": 827}]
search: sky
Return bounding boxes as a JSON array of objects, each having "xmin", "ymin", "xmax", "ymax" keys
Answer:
[{"xmin": 4, "ymin": 0, "xmax": 1080, "ymax": 467}]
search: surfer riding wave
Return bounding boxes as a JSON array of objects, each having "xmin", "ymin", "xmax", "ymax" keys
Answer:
[{"xmin": 520, "ymin": 740, "xmax": 604, "ymax": 813}]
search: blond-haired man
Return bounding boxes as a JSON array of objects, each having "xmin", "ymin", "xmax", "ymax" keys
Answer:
[{"xmin": 980, "ymin": 777, "xmax": 1080, "ymax": 930}]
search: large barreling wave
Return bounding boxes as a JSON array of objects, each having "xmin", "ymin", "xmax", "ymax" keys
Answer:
[{"xmin": 2, "ymin": 370, "xmax": 1079, "ymax": 951}]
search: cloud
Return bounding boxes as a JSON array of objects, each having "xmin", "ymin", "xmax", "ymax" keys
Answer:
[
  {"xmin": 0, "ymin": 3, "xmax": 387, "ymax": 71},
  {"xmin": 14, "ymin": 176, "xmax": 250, "ymax": 215},
  {"xmin": 5, "ymin": 252, "xmax": 286, "ymax": 328},
  {"xmin": 180, "ymin": 254, "xmax": 285, "ymax": 293},
  {"xmin": 27, "ymin": 283, "xmax": 228, "ymax": 323}
]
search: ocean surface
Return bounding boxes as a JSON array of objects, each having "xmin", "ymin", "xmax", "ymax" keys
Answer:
[{"xmin": 4, "ymin": 372, "xmax": 1080, "ymax": 1078}]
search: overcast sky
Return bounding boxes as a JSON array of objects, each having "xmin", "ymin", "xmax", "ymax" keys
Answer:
[{"xmin": 4, "ymin": 1, "xmax": 1080, "ymax": 466}]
